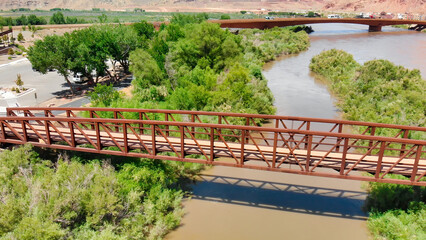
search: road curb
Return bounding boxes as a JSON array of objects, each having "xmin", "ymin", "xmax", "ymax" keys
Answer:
[{"xmin": 0, "ymin": 58, "xmax": 28, "ymax": 69}]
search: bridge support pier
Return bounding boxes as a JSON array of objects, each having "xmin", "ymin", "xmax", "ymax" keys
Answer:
[{"xmin": 368, "ymin": 25, "xmax": 382, "ymax": 32}]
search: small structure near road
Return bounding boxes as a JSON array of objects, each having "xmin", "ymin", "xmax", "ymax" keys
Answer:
[{"xmin": 0, "ymin": 88, "xmax": 35, "ymax": 116}]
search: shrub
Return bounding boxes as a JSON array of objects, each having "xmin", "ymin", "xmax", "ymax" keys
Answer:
[
  {"xmin": 0, "ymin": 145, "xmax": 203, "ymax": 239},
  {"xmin": 220, "ymin": 14, "xmax": 231, "ymax": 20},
  {"xmin": 17, "ymin": 32, "xmax": 24, "ymax": 41},
  {"xmin": 368, "ymin": 203, "xmax": 426, "ymax": 240}
]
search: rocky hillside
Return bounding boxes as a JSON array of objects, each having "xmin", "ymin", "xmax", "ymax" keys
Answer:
[{"xmin": 1, "ymin": 0, "xmax": 425, "ymax": 14}]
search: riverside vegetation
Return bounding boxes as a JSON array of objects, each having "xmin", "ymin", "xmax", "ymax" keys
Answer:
[
  {"xmin": 0, "ymin": 144, "xmax": 203, "ymax": 239},
  {"xmin": 5, "ymin": 14, "xmax": 311, "ymax": 239},
  {"xmin": 88, "ymin": 15, "xmax": 309, "ymax": 121},
  {"xmin": 310, "ymin": 49, "xmax": 426, "ymax": 240}
]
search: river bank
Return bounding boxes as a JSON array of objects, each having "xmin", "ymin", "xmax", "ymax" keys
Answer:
[{"xmin": 166, "ymin": 23, "xmax": 425, "ymax": 239}]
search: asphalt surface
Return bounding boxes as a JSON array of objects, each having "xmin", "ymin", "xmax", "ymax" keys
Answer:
[
  {"xmin": 0, "ymin": 58, "xmax": 71, "ymax": 106},
  {"xmin": 1, "ymin": 58, "xmax": 132, "ymax": 109}
]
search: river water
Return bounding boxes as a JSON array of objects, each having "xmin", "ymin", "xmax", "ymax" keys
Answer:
[{"xmin": 166, "ymin": 24, "xmax": 425, "ymax": 240}]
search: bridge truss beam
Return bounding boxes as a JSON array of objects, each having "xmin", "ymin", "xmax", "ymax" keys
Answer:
[{"xmin": 2, "ymin": 107, "xmax": 425, "ymax": 186}]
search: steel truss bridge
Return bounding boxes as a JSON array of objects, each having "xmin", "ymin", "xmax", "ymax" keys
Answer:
[
  {"xmin": 1, "ymin": 107, "xmax": 425, "ymax": 186},
  {"xmin": 209, "ymin": 18, "xmax": 426, "ymax": 32}
]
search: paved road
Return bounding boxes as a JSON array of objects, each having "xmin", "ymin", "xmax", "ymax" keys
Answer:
[
  {"xmin": 1, "ymin": 58, "xmax": 132, "ymax": 112},
  {"xmin": 0, "ymin": 58, "xmax": 70, "ymax": 106}
]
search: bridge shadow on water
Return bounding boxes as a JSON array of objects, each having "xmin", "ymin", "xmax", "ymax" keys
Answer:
[{"xmin": 191, "ymin": 174, "xmax": 368, "ymax": 220}]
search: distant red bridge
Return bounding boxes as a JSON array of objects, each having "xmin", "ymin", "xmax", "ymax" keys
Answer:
[
  {"xmin": 209, "ymin": 18, "xmax": 426, "ymax": 32},
  {"xmin": 1, "ymin": 107, "xmax": 425, "ymax": 186}
]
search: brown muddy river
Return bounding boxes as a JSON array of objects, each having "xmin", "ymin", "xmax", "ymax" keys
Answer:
[{"xmin": 166, "ymin": 24, "xmax": 426, "ymax": 240}]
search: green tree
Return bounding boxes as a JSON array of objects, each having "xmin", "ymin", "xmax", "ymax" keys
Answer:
[
  {"xmin": 89, "ymin": 84, "xmax": 122, "ymax": 107},
  {"xmin": 107, "ymin": 24, "xmax": 140, "ymax": 73},
  {"xmin": 17, "ymin": 32, "xmax": 24, "ymax": 42},
  {"xmin": 130, "ymin": 49, "xmax": 165, "ymax": 92},
  {"xmin": 27, "ymin": 14, "xmax": 47, "ymax": 25},
  {"xmin": 50, "ymin": 11, "xmax": 65, "ymax": 24},
  {"xmin": 15, "ymin": 74, "xmax": 24, "ymax": 89},
  {"xmin": 98, "ymin": 13, "xmax": 108, "ymax": 23},
  {"xmin": 132, "ymin": 20, "xmax": 155, "ymax": 39},
  {"xmin": 8, "ymin": 48, "xmax": 14, "ymax": 56},
  {"xmin": 67, "ymin": 27, "xmax": 110, "ymax": 84},
  {"xmin": 307, "ymin": 11, "xmax": 316, "ymax": 17},
  {"xmin": 220, "ymin": 14, "xmax": 231, "ymax": 20},
  {"xmin": 170, "ymin": 13, "xmax": 209, "ymax": 26},
  {"xmin": 28, "ymin": 35, "xmax": 75, "ymax": 95},
  {"xmin": 15, "ymin": 15, "xmax": 27, "ymax": 26},
  {"xmin": 169, "ymin": 22, "xmax": 242, "ymax": 76}
]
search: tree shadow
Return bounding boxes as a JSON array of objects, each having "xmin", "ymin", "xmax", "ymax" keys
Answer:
[{"xmin": 191, "ymin": 174, "xmax": 368, "ymax": 220}]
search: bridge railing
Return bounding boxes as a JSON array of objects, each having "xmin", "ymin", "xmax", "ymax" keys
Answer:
[
  {"xmin": 1, "ymin": 115, "xmax": 425, "ymax": 186},
  {"xmin": 7, "ymin": 107, "xmax": 426, "ymax": 156}
]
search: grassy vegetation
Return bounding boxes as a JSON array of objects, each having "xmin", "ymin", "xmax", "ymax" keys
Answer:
[
  {"xmin": 310, "ymin": 49, "xmax": 426, "ymax": 240},
  {"xmin": 310, "ymin": 49, "xmax": 425, "ymax": 139},
  {"xmin": 0, "ymin": 10, "xmax": 267, "ymax": 26},
  {"xmin": 88, "ymin": 18, "xmax": 310, "ymax": 122},
  {"xmin": 364, "ymin": 176, "xmax": 426, "ymax": 240},
  {"xmin": 16, "ymin": 15, "xmax": 311, "ymax": 238},
  {"xmin": 0, "ymin": 144, "xmax": 203, "ymax": 239}
]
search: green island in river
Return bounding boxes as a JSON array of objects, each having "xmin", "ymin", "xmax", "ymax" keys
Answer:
[{"xmin": 310, "ymin": 49, "xmax": 426, "ymax": 240}]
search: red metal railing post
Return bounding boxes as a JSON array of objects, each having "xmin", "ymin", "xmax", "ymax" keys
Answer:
[
  {"xmin": 375, "ymin": 141, "xmax": 386, "ymax": 178},
  {"xmin": 123, "ymin": 123, "xmax": 128, "ymax": 153},
  {"xmin": 400, "ymin": 130, "xmax": 409, "ymax": 156},
  {"xmin": 369, "ymin": 126, "xmax": 376, "ymax": 148},
  {"xmin": 0, "ymin": 121, "xmax": 5, "ymax": 140},
  {"xmin": 410, "ymin": 145, "xmax": 423, "ymax": 182},
  {"xmin": 240, "ymin": 128, "xmax": 245, "ymax": 166},
  {"xmin": 340, "ymin": 138, "xmax": 349, "ymax": 175},
  {"xmin": 336, "ymin": 123, "xmax": 343, "ymax": 152},
  {"xmin": 152, "ymin": 124, "xmax": 156, "ymax": 155},
  {"xmin": 139, "ymin": 112, "xmax": 144, "ymax": 135},
  {"xmin": 113, "ymin": 111, "xmax": 119, "ymax": 132},
  {"xmin": 95, "ymin": 122, "xmax": 101, "ymax": 150},
  {"xmin": 21, "ymin": 120, "xmax": 28, "ymax": 142},
  {"xmin": 210, "ymin": 127, "xmax": 215, "ymax": 163},
  {"xmin": 245, "ymin": 117, "xmax": 250, "ymax": 144},
  {"xmin": 304, "ymin": 121, "xmax": 310, "ymax": 149},
  {"xmin": 180, "ymin": 126, "xmax": 185, "ymax": 159},
  {"xmin": 272, "ymin": 133, "xmax": 278, "ymax": 169},
  {"xmin": 165, "ymin": 113, "xmax": 169, "ymax": 137},
  {"xmin": 69, "ymin": 121, "xmax": 75, "ymax": 147},
  {"xmin": 305, "ymin": 135, "xmax": 312, "ymax": 171},
  {"xmin": 90, "ymin": 111, "xmax": 95, "ymax": 129},
  {"xmin": 272, "ymin": 119, "xmax": 279, "ymax": 168},
  {"xmin": 218, "ymin": 115, "xmax": 222, "ymax": 135},
  {"xmin": 44, "ymin": 120, "xmax": 51, "ymax": 145},
  {"xmin": 191, "ymin": 114, "xmax": 195, "ymax": 135}
]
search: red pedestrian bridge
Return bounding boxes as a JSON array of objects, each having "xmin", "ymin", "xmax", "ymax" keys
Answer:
[
  {"xmin": 209, "ymin": 18, "xmax": 426, "ymax": 32},
  {"xmin": 1, "ymin": 107, "xmax": 425, "ymax": 186}
]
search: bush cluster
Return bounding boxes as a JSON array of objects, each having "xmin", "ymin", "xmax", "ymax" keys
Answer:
[
  {"xmin": 0, "ymin": 145, "xmax": 202, "ymax": 239},
  {"xmin": 90, "ymin": 19, "xmax": 309, "ymax": 122},
  {"xmin": 310, "ymin": 49, "xmax": 426, "ymax": 240},
  {"xmin": 310, "ymin": 49, "xmax": 425, "ymax": 138}
]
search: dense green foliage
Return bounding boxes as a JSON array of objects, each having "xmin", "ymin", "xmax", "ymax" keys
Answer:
[
  {"xmin": 364, "ymin": 177, "xmax": 426, "ymax": 240},
  {"xmin": 310, "ymin": 49, "xmax": 426, "ymax": 239},
  {"xmin": 310, "ymin": 49, "xmax": 425, "ymax": 139},
  {"xmin": 89, "ymin": 20, "xmax": 309, "ymax": 120},
  {"xmin": 0, "ymin": 15, "xmax": 47, "ymax": 26},
  {"xmin": 368, "ymin": 203, "xmax": 426, "ymax": 240},
  {"xmin": 50, "ymin": 11, "xmax": 66, "ymax": 24},
  {"xmin": 0, "ymin": 145, "xmax": 202, "ymax": 239},
  {"xmin": 28, "ymin": 24, "xmax": 140, "ymax": 94}
]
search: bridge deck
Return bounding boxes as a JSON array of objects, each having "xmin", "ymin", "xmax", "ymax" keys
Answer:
[{"xmin": 1, "ymin": 107, "xmax": 425, "ymax": 186}]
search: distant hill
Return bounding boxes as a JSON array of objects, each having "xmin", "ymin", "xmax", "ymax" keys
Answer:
[{"xmin": 1, "ymin": 0, "xmax": 425, "ymax": 14}]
